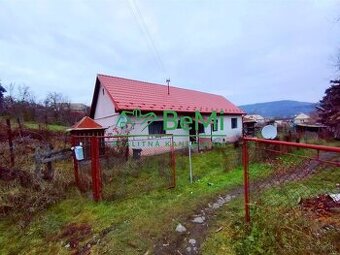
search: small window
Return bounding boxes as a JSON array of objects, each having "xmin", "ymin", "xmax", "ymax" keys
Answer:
[
  {"xmin": 198, "ymin": 123, "xmax": 205, "ymax": 134},
  {"xmin": 231, "ymin": 118, "xmax": 238, "ymax": 129},
  {"xmin": 212, "ymin": 120, "xmax": 218, "ymax": 132},
  {"xmin": 102, "ymin": 88, "xmax": 105, "ymax": 95},
  {"xmin": 148, "ymin": 121, "xmax": 165, "ymax": 135}
]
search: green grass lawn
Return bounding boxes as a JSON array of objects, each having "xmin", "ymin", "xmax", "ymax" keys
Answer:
[
  {"xmin": 24, "ymin": 122, "xmax": 67, "ymax": 131},
  {"xmin": 0, "ymin": 116, "xmax": 68, "ymax": 131},
  {"xmin": 0, "ymin": 146, "xmax": 272, "ymax": 255}
]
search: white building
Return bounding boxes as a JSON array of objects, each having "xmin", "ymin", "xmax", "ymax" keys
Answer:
[
  {"xmin": 245, "ymin": 114, "xmax": 265, "ymax": 124},
  {"xmin": 294, "ymin": 113, "xmax": 311, "ymax": 124},
  {"xmin": 90, "ymin": 74, "xmax": 244, "ymax": 153}
]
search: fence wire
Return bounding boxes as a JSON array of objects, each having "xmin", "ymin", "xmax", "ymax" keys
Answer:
[
  {"xmin": 243, "ymin": 138, "xmax": 340, "ymax": 224},
  {"xmin": 72, "ymin": 135, "xmax": 176, "ymax": 201}
]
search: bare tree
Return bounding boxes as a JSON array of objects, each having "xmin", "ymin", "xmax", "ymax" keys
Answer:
[
  {"xmin": 44, "ymin": 92, "xmax": 71, "ymax": 124},
  {"xmin": 1, "ymin": 79, "xmax": 86, "ymax": 126},
  {"xmin": 17, "ymin": 85, "xmax": 35, "ymax": 104},
  {"xmin": 2, "ymin": 84, "xmax": 37, "ymax": 121},
  {"xmin": 5, "ymin": 83, "xmax": 15, "ymax": 104}
]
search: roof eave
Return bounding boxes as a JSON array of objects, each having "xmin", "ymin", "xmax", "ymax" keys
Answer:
[
  {"xmin": 66, "ymin": 127, "xmax": 107, "ymax": 132},
  {"xmin": 91, "ymin": 75, "xmax": 122, "ymax": 118},
  {"xmin": 89, "ymin": 77, "xmax": 100, "ymax": 118}
]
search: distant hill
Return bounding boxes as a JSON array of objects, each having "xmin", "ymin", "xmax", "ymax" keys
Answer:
[{"xmin": 239, "ymin": 100, "xmax": 317, "ymax": 118}]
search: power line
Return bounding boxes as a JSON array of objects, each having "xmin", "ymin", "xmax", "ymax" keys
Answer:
[{"xmin": 128, "ymin": 0, "xmax": 168, "ymax": 76}]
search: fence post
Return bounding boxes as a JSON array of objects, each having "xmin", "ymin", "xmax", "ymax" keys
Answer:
[
  {"xmin": 170, "ymin": 136, "xmax": 176, "ymax": 188},
  {"xmin": 6, "ymin": 119, "xmax": 15, "ymax": 167},
  {"xmin": 242, "ymin": 138, "xmax": 250, "ymax": 224},
  {"xmin": 17, "ymin": 118, "xmax": 23, "ymax": 138},
  {"xmin": 71, "ymin": 136, "xmax": 80, "ymax": 187},
  {"xmin": 91, "ymin": 136, "xmax": 102, "ymax": 201},
  {"xmin": 189, "ymin": 141, "xmax": 193, "ymax": 184}
]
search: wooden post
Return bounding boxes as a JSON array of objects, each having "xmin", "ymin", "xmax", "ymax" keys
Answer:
[
  {"xmin": 6, "ymin": 119, "xmax": 14, "ymax": 167},
  {"xmin": 242, "ymin": 139, "xmax": 250, "ymax": 224},
  {"xmin": 34, "ymin": 146, "xmax": 42, "ymax": 177},
  {"xmin": 43, "ymin": 144, "xmax": 54, "ymax": 181},
  {"xmin": 17, "ymin": 118, "xmax": 23, "ymax": 137}
]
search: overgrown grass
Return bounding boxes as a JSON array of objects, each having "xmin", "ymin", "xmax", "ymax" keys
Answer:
[
  {"xmin": 201, "ymin": 164, "xmax": 340, "ymax": 255},
  {"xmin": 1, "ymin": 143, "xmax": 337, "ymax": 254},
  {"xmin": 0, "ymin": 146, "xmax": 266, "ymax": 255}
]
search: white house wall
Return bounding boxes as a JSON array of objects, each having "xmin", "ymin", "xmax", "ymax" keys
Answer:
[
  {"xmin": 94, "ymin": 85, "xmax": 116, "ymax": 119},
  {"xmin": 93, "ymin": 91, "xmax": 242, "ymax": 153},
  {"xmin": 94, "ymin": 112, "xmax": 242, "ymax": 143},
  {"xmin": 127, "ymin": 114, "xmax": 189, "ymax": 153},
  {"xmin": 93, "ymin": 84, "xmax": 121, "ymax": 135},
  {"xmin": 211, "ymin": 115, "xmax": 242, "ymax": 142}
]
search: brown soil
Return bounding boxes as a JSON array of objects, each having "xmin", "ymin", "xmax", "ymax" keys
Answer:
[
  {"xmin": 300, "ymin": 194, "xmax": 340, "ymax": 252},
  {"xmin": 72, "ymin": 223, "xmax": 116, "ymax": 255},
  {"xmin": 57, "ymin": 223, "xmax": 92, "ymax": 251},
  {"xmin": 300, "ymin": 194, "xmax": 340, "ymax": 224}
]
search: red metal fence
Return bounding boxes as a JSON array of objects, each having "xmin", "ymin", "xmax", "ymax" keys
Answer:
[
  {"xmin": 71, "ymin": 135, "xmax": 176, "ymax": 201},
  {"xmin": 242, "ymin": 137, "xmax": 340, "ymax": 223}
]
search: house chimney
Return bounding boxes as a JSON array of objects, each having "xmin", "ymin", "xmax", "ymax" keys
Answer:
[{"xmin": 166, "ymin": 78, "xmax": 170, "ymax": 95}]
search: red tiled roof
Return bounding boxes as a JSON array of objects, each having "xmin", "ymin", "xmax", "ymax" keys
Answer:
[
  {"xmin": 71, "ymin": 116, "xmax": 103, "ymax": 129},
  {"xmin": 96, "ymin": 74, "xmax": 244, "ymax": 114}
]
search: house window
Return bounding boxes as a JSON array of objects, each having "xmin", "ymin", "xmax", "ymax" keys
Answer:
[
  {"xmin": 148, "ymin": 121, "xmax": 165, "ymax": 135},
  {"xmin": 211, "ymin": 120, "xmax": 218, "ymax": 132},
  {"xmin": 102, "ymin": 88, "xmax": 105, "ymax": 95},
  {"xmin": 231, "ymin": 118, "xmax": 238, "ymax": 129},
  {"xmin": 198, "ymin": 123, "xmax": 205, "ymax": 134}
]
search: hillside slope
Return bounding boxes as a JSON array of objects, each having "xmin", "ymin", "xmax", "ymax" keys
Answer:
[{"xmin": 239, "ymin": 100, "xmax": 317, "ymax": 118}]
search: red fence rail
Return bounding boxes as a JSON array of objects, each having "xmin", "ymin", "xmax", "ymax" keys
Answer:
[{"xmin": 242, "ymin": 137, "xmax": 340, "ymax": 224}]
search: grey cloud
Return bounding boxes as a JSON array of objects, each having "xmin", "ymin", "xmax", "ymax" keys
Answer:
[{"xmin": 0, "ymin": 0, "xmax": 339, "ymax": 105}]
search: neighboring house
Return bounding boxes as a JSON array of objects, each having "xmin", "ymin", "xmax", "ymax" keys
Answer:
[
  {"xmin": 243, "ymin": 116, "xmax": 257, "ymax": 136},
  {"xmin": 70, "ymin": 103, "xmax": 89, "ymax": 113},
  {"xmin": 294, "ymin": 113, "xmax": 311, "ymax": 124},
  {"xmin": 245, "ymin": 114, "xmax": 265, "ymax": 124},
  {"xmin": 295, "ymin": 123, "xmax": 326, "ymax": 133},
  {"xmin": 59, "ymin": 103, "xmax": 89, "ymax": 113},
  {"xmin": 274, "ymin": 120, "xmax": 283, "ymax": 126},
  {"xmin": 273, "ymin": 118, "xmax": 293, "ymax": 127},
  {"xmin": 90, "ymin": 74, "xmax": 244, "ymax": 152}
]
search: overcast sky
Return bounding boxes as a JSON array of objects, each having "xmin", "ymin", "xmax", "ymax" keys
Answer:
[{"xmin": 0, "ymin": 0, "xmax": 339, "ymax": 105}]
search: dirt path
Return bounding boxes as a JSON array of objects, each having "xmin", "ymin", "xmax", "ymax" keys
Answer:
[{"xmin": 154, "ymin": 152, "xmax": 339, "ymax": 255}]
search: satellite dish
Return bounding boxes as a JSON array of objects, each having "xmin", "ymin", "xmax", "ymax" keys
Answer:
[{"xmin": 261, "ymin": 125, "xmax": 277, "ymax": 139}]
